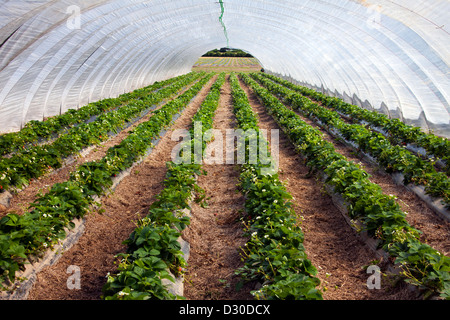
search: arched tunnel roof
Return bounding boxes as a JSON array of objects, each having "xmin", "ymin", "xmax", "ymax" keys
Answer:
[{"xmin": 0, "ymin": 0, "xmax": 449, "ymax": 136}]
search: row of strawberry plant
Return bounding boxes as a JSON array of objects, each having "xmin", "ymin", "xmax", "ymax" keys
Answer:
[
  {"xmin": 251, "ymin": 73, "xmax": 450, "ymax": 210},
  {"xmin": 260, "ymin": 73, "xmax": 450, "ymax": 175},
  {"xmin": 0, "ymin": 73, "xmax": 214, "ymax": 290},
  {"xmin": 101, "ymin": 73, "xmax": 226, "ymax": 300},
  {"xmin": 0, "ymin": 72, "xmax": 205, "ymax": 194},
  {"xmin": 241, "ymin": 73, "xmax": 450, "ymax": 299},
  {"xmin": 0, "ymin": 74, "xmax": 187, "ymax": 157},
  {"xmin": 230, "ymin": 73, "xmax": 323, "ymax": 300}
]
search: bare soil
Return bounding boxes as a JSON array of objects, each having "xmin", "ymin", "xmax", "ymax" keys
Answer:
[
  {"xmin": 238, "ymin": 77, "xmax": 420, "ymax": 300},
  {"xmin": 0, "ymin": 79, "xmax": 202, "ymax": 218},
  {"xmin": 193, "ymin": 66, "xmax": 261, "ymax": 73},
  {"xmin": 27, "ymin": 75, "xmax": 218, "ymax": 300},
  {"xmin": 294, "ymin": 111, "xmax": 450, "ymax": 257},
  {"xmin": 23, "ymin": 73, "xmax": 432, "ymax": 301},
  {"xmin": 283, "ymin": 90, "xmax": 450, "ymax": 255},
  {"xmin": 183, "ymin": 75, "xmax": 253, "ymax": 300},
  {"xmin": 192, "ymin": 57, "xmax": 262, "ymax": 73}
]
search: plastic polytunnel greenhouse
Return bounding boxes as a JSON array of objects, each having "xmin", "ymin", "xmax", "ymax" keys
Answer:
[
  {"xmin": 1, "ymin": 0, "xmax": 449, "ymax": 136},
  {"xmin": 0, "ymin": 0, "xmax": 449, "ymax": 303}
]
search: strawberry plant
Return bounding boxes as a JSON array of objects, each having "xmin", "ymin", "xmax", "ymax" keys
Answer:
[
  {"xmin": 389, "ymin": 238, "xmax": 450, "ymax": 299},
  {"xmin": 260, "ymin": 72, "xmax": 450, "ymax": 175},
  {"xmin": 242, "ymin": 72, "xmax": 449, "ymax": 299},
  {"xmin": 0, "ymin": 73, "xmax": 188, "ymax": 157},
  {"xmin": 0, "ymin": 72, "xmax": 205, "ymax": 193},
  {"xmin": 102, "ymin": 73, "xmax": 225, "ymax": 300},
  {"xmin": 230, "ymin": 73, "xmax": 322, "ymax": 300},
  {"xmin": 0, "ymin": 73, "xmax": 215, "ymax": 290}
]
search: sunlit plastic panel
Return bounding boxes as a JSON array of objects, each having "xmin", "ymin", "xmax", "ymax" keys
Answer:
[{"xmin": 0, "ymin": 0, "xmax": 448, "ymax": 137}]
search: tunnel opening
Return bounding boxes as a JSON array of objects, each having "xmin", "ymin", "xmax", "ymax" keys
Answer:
[{"xmin": 191, "ymin": 48, "xmax": 263, "ymax": 73}]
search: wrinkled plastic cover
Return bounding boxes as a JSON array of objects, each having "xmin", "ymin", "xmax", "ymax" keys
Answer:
[{"xmin": 0, "ymin": 0, "xmax": 448, "ymax": 137}]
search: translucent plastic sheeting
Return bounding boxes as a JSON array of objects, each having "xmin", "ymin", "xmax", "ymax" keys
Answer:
[{"xmin": 0, "ymin": 0, "xmax": 449, "ymax": 137}]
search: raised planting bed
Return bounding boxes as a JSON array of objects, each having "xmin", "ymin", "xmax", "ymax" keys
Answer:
[
  {"xmin": 0, "ymin": 73, "xmax": 215, "ymax": 299},
  {"xmin": 0, "ymin": 73, "xmax": 205, "ymax": 196},
  {"xmin": 260, "ymin": 72, "xmax": 450, "ymax": 176},
  {"xmin": 101, "ymin": 73, "xmax": 227, "ymax": 300},
  {"xmin": 241, "ymin": 72, "xmax": 450, "ymax": 300},
  {"xmin": 230, "ymin": 73, "xmax": 323, "ymax": 300},
  {"xmin": 251, "ymin": 73, "xmax": 450, "ymax": 218}
]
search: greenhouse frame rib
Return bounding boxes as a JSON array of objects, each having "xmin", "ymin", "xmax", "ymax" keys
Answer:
[{"xmin": 0, "ymin": 0, "xmax": 448, "ymax": 137}]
